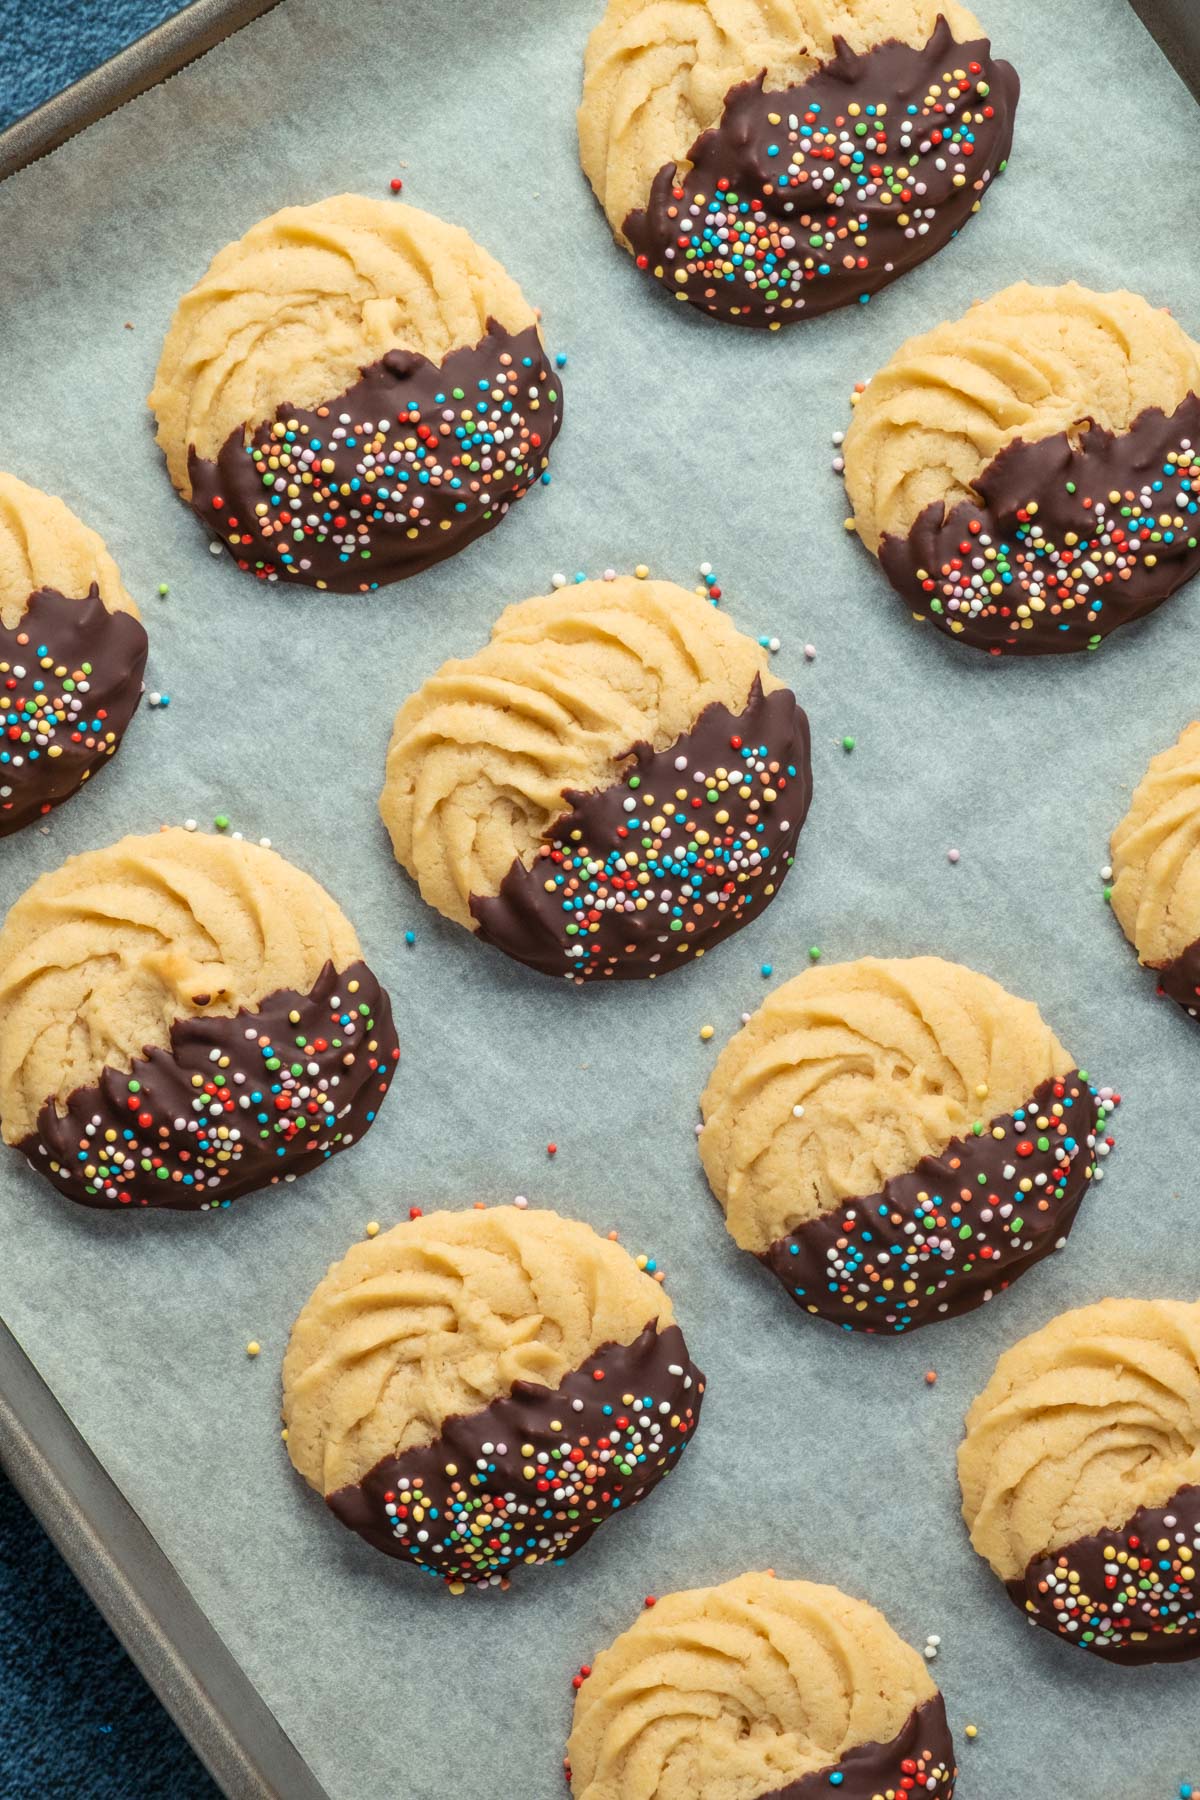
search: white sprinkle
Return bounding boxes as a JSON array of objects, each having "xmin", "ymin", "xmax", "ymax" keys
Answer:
[
  {"xmin": 699, "ymin": 561, "xmax": 713, "ymax": 576},
  {"xmin": 551, "ymin": 571, "xmax": 567, "ymax": 588},
  {"xmin": 513, "ymin": 1195, "xmax": 529, "ymax": 1209},
  {"xmin": 259, "ymin": 837, "xmax": 272, "ymax": 848},
  {"xmin": 792, "ymin": 1104, "xmax": 805, "ymax": 1119},
  {"xmin": 768, "ymin": 636, "xmax": 781, "ymax": 652},
  {"xmin": 184, "ymin": 818, "xmax": 197, "ymax": 831},
  {"xmin": 1100, "ymin": 864, "xmax": 1112, "ymax": 881},
  {"xmin": 208, "ymin": 541, "xmax": 223, "ymax": 556}
]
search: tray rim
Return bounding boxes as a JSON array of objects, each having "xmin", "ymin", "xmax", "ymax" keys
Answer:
[
  {"xmin": 0, "ymin": 1317, "xmax": 330, "ymax": 1800},
  {"xmin": 0, "ymin": 0, "xmax": 283, "ymax": 183},
  {"xmin": 0, "ymin": 1, "xmax": 1196, "ymax": 1797}
]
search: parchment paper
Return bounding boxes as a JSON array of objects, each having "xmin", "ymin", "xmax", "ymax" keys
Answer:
[{"xmin": 0, "ymin": 1, "xmax": 1197, "ymax": 1794}]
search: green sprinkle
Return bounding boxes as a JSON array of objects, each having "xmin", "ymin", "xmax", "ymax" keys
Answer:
[
  {"xmin": 214, "ymin": 814, "xmax": 230, "ymax": 831},
  {"xmin": 842, "ymin": 735, "xmax": 856, "ymax": 752},
  {"xmin": 158, "ymin": 582, "xmax": 170, "ymax": 596},
  {"xmin": 808, "ymin": 946, "xmax": 821, "ymax": 962}
]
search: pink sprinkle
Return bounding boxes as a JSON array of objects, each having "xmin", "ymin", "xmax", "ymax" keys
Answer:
[
  {"xmin": 947, "ymin": 848, "xmax": 961, "ymax": 865},
  {"xmin": 804, "ymin": 644, "xmax": 816, "ymax": 661}
]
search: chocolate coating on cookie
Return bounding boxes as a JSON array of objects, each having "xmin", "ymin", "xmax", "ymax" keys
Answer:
[
  {"xmin": 327, "ymin": 1322, "xmax": 703, "ymax": 1586},
  {"xmin": 624, "ymin": 22, "xmax": 1017, "ymax": 328},
  {"xmin": 759, "ymin": 1695, "xmax": 957, "ymax": 1797},
  {"xmin": 186, "ymin": 322, "xmax": 560, "ymax": 590},
  {"xmin": 1, "ymin": 586, "xmax": 147, "ymax": 835},
  {"xmin": 1006, "ymin": 1485, "xmax": 1200, "ymax": 1663},
  {"xmin": 470, "ymin": 677, "xmax": 811, "ymax": 981},
  {"xmin": 880, "ymin": 393, "xmax": 1200, "ymax": 653},
  {"xmin": 759, "ymin": 1072, "xmax": 1108, "ymax": 1333},
  {"xmin": 1157, "ymin": 937, "xmax": 1200, "ymax": 1016},
  {"xmin": 22, "ymin": 960, "xmax": 398, "ymax": 1210}
]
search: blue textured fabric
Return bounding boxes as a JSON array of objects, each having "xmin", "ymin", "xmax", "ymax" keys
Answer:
[
  {"xmin": 0, "ymin": 0, "xmax": 185, "ymax": 129},
  {"xmin": 0, "ymin": 1474, "xmax": 219, "ymax": 1797}
]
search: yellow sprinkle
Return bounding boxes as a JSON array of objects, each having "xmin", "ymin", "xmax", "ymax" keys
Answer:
[
  {"xmin": 280, "ymin": 1427, "xmax": 288, "ymax": 1441},
  {"xmin": 966, "ymin": 1725, "xmax": 978, "ymax": 1741},
  {"xmin": 844, "ymin": 517, "xmax": 856, "ymax": 532},
  {"xmin": 366, "ymin": 1220, "xmax": 380, "ymax": 1237},
  {"xmin": 700, "ymin": 1024, "xmax": 715, "ymax": 1041},
  {"xmin": 634, "ymin": 563, "xmax": 649, "ymax": 579},
  {"xmin": 246, "ymin": 1341, "xmax": 261, "ymax": 1357}
]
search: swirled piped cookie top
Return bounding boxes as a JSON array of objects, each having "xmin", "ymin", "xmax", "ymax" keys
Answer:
[
  {"xmin": 0, "ymin": 472, "xmax": 146, "ymax": 836},
  {"xmin": 380, "ymin": 576, "xmax": 812, "ymax": 981},
  {"xmin": 566, "ymin": 1571, "xmax": 956, "ymax": 1798},
  {"xmin": 282, "ymin": 1206, "xmax": 704, "ymax": 1588},
  {"xmin": 960, "ymin": 1298, "xmax": 1200, "ymax": 1662},
  {"xmin": 843, "ymin": 281, "xmax": 1200, "ymax": 653},
  {"xmin": 579, "ymin": 0, "xmax": 1017, "ymax": 327},
  {"xmin": 1111, "ymin": 721, "xmax": 1200, "ymax": 1017},
  {"xmin": 0, "ymin": 829, "xmax": 398, "ymax": 1209},
  {"xmin": 700, "ymin": 956, "xmax": 1112, "ymax": 1333},
  {"xmin": 149, "ymin": 196, "xmax": 562, "ymax": 590}
]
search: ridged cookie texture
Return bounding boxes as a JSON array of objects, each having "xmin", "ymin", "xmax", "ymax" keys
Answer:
[
  {"xmin": 0, "ymin": 472, "xmax": 147, "ymax": 836},
  {"xmin": 0, "ymin": 829, "xmax": 398, "ymax": 1210},
  {"xmin": 843, "ymin": 281, "xmax": 1200, "ymax": 653},
  {"xmin": 380, "ymin": 577, "xmax": 812, "ymax": 981},
  {"xmin": 281, "ymin": 1206, "xmax": 704, "ymax": 1588},
  {"xmin": 566, "ymin": 1571, "xmax": 956, "ymax": 1798},
  {"xmin": 960, "ymin": 1298, "xmax": 1200, "ymax": 1663},
  {"xmin": 578, "ymin": 0, "xmax": 1017, "ymax": 327},
  {"xmin": 149, "ymin": 196, "xmax": 562, "ymax": 590},
  {"xmin": 1111, "ymin": 721, "xmax": 1200, "ymax": 1017},
  {"xmin": 699, "ymin": 956, "xmax": 1114, "ymax": 1333}
]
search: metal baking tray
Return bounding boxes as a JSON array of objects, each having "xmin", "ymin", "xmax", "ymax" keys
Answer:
[{"xmin": 0, "ymin": 3, "xmax": 1197, "ymax": 1797}]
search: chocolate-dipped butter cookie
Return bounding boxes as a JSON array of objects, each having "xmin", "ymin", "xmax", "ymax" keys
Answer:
[
  {"xmin": 281, "ymin": 1206, "xmax": 704, "ymax": 1588},
  {"xmin": 380, "ymin": 576, "xmax": 812, "ymax": 981},
  {"xmin": 1111, "ymin": 721, "xmax": 1200, "ymax": 1017},
  {"xmin": 579, "ymin": 0, "xmax": 1017, "ymax": 327},
  {"xmin": 843, "ymin": 281, "xmax": 1200, "ymax": 652},
  {"xmin": 0, "ymin": 473, "xmax": 146, "ymax": 835},
  {"xmin": 150, "ymin": 196, "xmax": 562, "ymax": 590},
  {"xmin": 567, "ymin": 1571, "xmax": 957, "ymax": 1796},
  {"xmin": 700, "ymin": 955, "xmax": 1113, "ymax": 1332},
  {"xmin": 0, "ymin": 829, "xmax": 398, "ymax": 1209},
  {"xmin": 960, "ymin": 1298, "xmax": 1200, "ymax": 1662}
]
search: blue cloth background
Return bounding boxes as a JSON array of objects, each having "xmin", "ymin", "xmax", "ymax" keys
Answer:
[
  {"xmin": 0, "ymin": 0, "xmax": 182, "ymax": 128},
  {"xmin": 1, "ymin": 16, "xmax": 220, "ymax": 1798}
]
